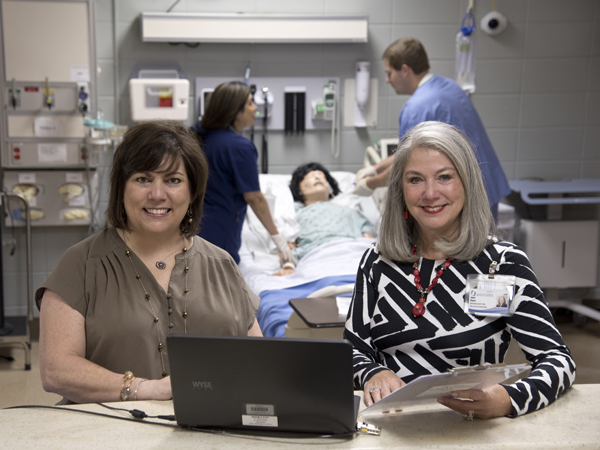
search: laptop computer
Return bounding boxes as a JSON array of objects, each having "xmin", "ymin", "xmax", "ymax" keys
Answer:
[{"xmin": 167, "ymin": 335, "xmax": 358, "ymax": 435}]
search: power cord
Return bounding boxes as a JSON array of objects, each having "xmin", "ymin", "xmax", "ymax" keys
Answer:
[
  {"xmin": 3, "ymin": 404, "xmax": 364, "ymax": 441},
  {"xmin": 96, "ymin": 402, "xmax": 175, "ymax": 421},
  {"xmin": 4, "ymin": 404, "xmax": 178, "ymax": 429}
]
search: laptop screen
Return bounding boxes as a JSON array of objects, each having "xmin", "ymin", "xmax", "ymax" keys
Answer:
[{"xmin": 167, "ymin": 335, "xmax": 357, "ymax": 435}]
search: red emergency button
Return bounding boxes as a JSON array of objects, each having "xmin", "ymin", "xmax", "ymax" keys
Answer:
[
  {"xmin": 13, "ymin": 147, "xmax": 20, "ymax": 153},
  {"xmin": 14, "ymin": 154, "xmax": 21, "ymax": 160}
]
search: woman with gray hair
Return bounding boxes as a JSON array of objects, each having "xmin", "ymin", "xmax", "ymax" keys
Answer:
[{"xmin": 344, "ymin": 121, "xmax": 575, "ymax": 419}]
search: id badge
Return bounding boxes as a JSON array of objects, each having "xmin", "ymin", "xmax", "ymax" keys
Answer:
[{"xmin": 464, "ymin": 274, "xmax": 516, "ymax": 317}]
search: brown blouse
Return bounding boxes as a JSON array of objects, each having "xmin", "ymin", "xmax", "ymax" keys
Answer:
[{"xmin": 36, "ymin": 227, "xmax": 260, "ymax": 381}]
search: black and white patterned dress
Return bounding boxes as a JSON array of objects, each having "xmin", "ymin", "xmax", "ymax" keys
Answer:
[{"xmin": 344, "ymin": 239, "xmax": 576, "ymax": 416}]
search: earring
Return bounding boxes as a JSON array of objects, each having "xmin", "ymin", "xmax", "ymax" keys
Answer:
[
  {"xmin": 187, "ymin": 207, "xmax": 193, "ymax": 223},
  {"xmin": 403, "ymin": 210, "xmax": 409, "ymax": 220}
]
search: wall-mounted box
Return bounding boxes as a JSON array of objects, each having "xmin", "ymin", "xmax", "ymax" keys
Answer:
[
  {"xmin": 129, "ymin": 78, "xmax": 189, "ymax": 122},
  {"xmin": 141, "ymin": 13, "xmax": 368, "ymax": 43},
  {"xmin": 129, "ymin": 64, "xmax": 190, "ymax": 122}
]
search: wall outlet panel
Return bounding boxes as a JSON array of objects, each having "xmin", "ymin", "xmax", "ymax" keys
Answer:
[{"xmin": 195, "ymin": 77, "xmax": 339, "ymax": 131}]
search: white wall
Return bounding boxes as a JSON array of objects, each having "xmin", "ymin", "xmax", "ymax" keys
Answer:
[{"xmin": 3, "ymin": 0, "xmax": 600, "ymax": 315}]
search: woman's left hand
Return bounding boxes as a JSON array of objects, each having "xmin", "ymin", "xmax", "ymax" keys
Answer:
[{"xmin": 437, "ymin": 384, "xmax": 514, "ymax": 419}]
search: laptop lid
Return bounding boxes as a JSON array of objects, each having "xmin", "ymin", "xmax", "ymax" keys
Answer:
[{"xmin": 167, "ymin": 335, "xmax": 356, "ymax": 435}]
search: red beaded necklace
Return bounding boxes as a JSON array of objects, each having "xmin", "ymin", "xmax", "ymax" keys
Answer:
[{"xmin": 411, "ymin": 246, "xmax": 453, "ymax": 318}]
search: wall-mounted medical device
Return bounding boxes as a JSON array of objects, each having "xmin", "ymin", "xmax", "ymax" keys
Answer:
[
  {"xmin": 129, "ymin": 63, "xmax": 190, "ymax": 122},
  {"xmin": 343, "ymin": 69, "xmax": 378, "ymax": 129},
  {"xmin": 254, "ymin": 88, "xmax": 275, "ymax": 119},
  {"xmin": 310, "ymin": 84, "xmax": 336, "ymax": 122},
  {"xmin": 481, "ymin": 11, "xmax": 508, "ymax": 36},
  {"xmin": 0, "ymin": 0, "xmax": 98, "ymax": 170},
  {"xmin": 354, "ymin": 61, "xmax": 370, "ymax": 127},
  {"xmin": 195, "ymin": 77, "xmax": 340, "ymax": 131},
  {"xmin": 284, "ymin": 87, "xmax": 306, "ymax": 134}
]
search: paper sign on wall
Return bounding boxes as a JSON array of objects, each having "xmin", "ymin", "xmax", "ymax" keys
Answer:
[
  {"xmin": 70, "ymin": 66, "xmax": 90, "ymax": 82},
  {"xmin": 38, "ymin": 144, "xmax": 68, "ymax": 163},
  {"xmin": 34, "ymin": 117, "xmax": 62, "ymax": 137},
  {"xmin": 66, "ymin": 172, "xmax": 84, "ymax": 183}
]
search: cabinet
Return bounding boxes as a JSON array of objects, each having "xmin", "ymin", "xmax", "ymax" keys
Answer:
[
  {"xmin": 509, "ymin": 179, "xmax": 600, "ymax": 325},
  {"xmin": 520, "ymin": 220, "xmax": 598, "ymax": 288}
]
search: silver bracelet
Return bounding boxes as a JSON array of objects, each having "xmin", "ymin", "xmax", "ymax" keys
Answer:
[{"xmin": 134, "ymin": 378, "xmax": 147, "ymax": 401}]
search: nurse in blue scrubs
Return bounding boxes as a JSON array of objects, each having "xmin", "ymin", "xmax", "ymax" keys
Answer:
[{"xmin": 194, "ymin": 81, "xmax": 293, "ymax": 266}]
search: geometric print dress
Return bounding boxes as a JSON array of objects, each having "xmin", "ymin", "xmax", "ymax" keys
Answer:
[{"xmin": 344, "ymin": 239, "xmax": 576, "ymax": 416}]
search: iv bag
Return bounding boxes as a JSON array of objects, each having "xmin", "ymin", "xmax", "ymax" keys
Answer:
[{"xmin": 455, "ymin": 13, "xmax": 477, "ymax": 94}]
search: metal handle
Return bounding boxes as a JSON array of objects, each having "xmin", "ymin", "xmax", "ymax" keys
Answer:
[{"xmin": 0, "ymin": 193, "xmax": 33, "ymax": 322}]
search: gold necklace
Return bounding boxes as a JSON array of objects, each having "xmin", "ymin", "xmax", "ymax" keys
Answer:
[
  {"xmin": 124, "ymin": 234, "xmax": 185, "ymax": 270},
  {"xmin": 155, "ymin": 244, "xmax": 183, "ymax": 270},
  {"xmin": 123, "ymin": 237, "xmax": 190, "ymax": 378}
]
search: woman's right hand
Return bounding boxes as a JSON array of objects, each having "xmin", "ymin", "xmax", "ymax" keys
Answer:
[
  {"xmin": 364, "ymin": 370, "xmax": 406, "ymax": 407},
  {"xmin": 137, "ymin": 376, "xmax": 172, "ymax": 401},
  {"xmin": 271, "ymin": 234, "xmax": 294, "ymax": 263}
]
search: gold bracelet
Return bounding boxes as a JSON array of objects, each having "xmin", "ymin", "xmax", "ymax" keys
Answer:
[
  {"xmin": 120, "ymin": 371, "xmax": 135, "ymax": 401},
  {"xmin": 134, "ymin": 378, "xmax": 147, "ymax": 401}
]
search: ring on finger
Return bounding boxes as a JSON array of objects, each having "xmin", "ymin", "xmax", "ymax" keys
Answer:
[
  {"xmin": 369, "ymin": 386, "xmax": 381, "ymax": 394},
  {"xmin": 466, "ymin": 410, "xmax": 475, "ymax": 421}
]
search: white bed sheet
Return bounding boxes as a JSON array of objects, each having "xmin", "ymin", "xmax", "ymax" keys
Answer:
[{"xmin": 240, "ymin": 237, "xmax": 374, "ymax": 294}]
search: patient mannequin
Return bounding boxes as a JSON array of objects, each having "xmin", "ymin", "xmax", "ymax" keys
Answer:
[{"xmin": 274, "ymin": 162, "xmax": 374, "ymax": 276}]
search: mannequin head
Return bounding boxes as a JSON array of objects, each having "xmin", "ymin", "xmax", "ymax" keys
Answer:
[{"xmin": 290, "ymin": 162, "xmax": 340, "ymax": 205}]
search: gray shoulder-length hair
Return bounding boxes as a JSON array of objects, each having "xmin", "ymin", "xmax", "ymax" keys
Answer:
[{"xmin": 378, "ymin": 121, "xmax": 495, "ymax": 262}]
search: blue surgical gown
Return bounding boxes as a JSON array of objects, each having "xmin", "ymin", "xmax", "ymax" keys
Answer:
[{"xmin": 399, "ymin": 75, "xmax": 511, "ymax": 208}]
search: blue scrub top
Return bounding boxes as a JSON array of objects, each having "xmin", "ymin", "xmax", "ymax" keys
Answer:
[
  {"xmin": 195, "ymin": 127, "xmax": 260, "ymax": 264},
  {"xmin": 399, "ymin": 75, "xmax": 511, "ymax": 208}
]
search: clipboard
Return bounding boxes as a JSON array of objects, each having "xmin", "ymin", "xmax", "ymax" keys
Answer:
[{"xmin": 359, "ymin": 363, "xmax": 531, "ymax": 419}]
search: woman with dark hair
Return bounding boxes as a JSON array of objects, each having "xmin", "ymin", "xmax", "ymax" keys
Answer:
[
  {"xmin": 194, "ymin": 81, "xmax": 292, "ymax": 266},
  {"xmin": 36, "ymin": 120, "xmax": 262, "ymax": 404},
  {"xmin": 345, "ymin": 121, "xmax": 575, "ymax": 419},
  {"xmin": 276, "ymin": 162, "xmax": 374, "ymax": 276}
]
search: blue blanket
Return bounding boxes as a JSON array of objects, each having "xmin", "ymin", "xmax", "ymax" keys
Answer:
[{"xmin": 256, "ymin": 275, "xmax": 356, "ymax": 337}]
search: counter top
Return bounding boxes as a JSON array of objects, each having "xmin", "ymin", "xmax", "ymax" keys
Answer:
[{"xmin": 2, "ymin": 384, "xmax": 599, "ymax": 449}]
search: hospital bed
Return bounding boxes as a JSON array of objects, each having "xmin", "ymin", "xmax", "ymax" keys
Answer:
[{"xmin": 238, "ymin": 172, "xmax": 381, "ymax": 338}]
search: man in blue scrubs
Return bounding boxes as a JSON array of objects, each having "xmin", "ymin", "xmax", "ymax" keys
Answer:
[{"xmin": 354, "ymin": 38, "xmax": 510, "ymax": 219}]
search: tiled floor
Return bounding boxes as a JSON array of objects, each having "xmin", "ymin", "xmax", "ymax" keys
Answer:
[{"xmin": 1, "ymin": 318, "xmax": 599, "ymax": 410}]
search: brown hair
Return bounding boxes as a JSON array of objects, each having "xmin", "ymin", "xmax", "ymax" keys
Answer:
[
  {"xmin": 107, "ymin": 120, "xmax": 208, "ymax": 238},
  {"xmin": 382, "ymin": 38, "xmax": 430, "ymax": 74},
  {"xmin": 200, "ymin": 81, "xmax": 250, "ymax": 130}
]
